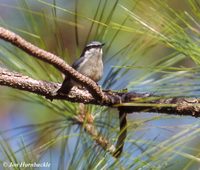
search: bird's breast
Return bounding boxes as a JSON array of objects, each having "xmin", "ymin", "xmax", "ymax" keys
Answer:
[{"xmin": 77, "ymin": 54, "xmax": 103, "ymax": 82}]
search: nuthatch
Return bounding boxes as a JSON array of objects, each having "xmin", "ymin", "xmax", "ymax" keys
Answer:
[{"xmin": 57, "ymin": 41, "xmax": 104, "ymax": 94}]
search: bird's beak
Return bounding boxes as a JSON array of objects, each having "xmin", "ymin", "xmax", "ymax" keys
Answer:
[{"xmin": 101, "ymin": 43, "xmax": 105, "ymax": 47}]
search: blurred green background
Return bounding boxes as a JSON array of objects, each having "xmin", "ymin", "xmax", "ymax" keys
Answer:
[{"xmin": 0, "ymin": 0, "xmax": 200, "ymax": 169}]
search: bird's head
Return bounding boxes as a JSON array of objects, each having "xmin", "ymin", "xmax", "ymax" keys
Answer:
[{"xmin": 81, "ymin": 41, "xmax": 105, "ymax": 57}]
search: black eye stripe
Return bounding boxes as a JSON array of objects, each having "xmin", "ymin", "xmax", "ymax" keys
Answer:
[
  {"xmin": 86, "ymin": 45, "xmax": 102, "ymax": 50},
  {"xmin": 80, "ymin": 45, "xmax": 100, "ymax": 57},
  {"xmin": 80, "ymin": 42, "xmax": 104, "ymax": 57}
]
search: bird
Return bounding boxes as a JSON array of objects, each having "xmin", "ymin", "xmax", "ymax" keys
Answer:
[{"xmin": 57, "ymin": 41, "xmax": 104, "ymax": 94}]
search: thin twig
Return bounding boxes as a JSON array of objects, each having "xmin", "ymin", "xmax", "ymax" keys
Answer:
[
  {"xmin": 0, "ymin": 27, "xmax": 106, "ymax": 101},
  {"xmin": 113, "ymin": 110, "xmax": 127, "ymax": 157}
]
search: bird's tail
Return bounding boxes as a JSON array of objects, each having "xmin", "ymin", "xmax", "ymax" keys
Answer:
[{"xmin": 57, "ymin": 77, "xmax": 73, "ymax": 94}]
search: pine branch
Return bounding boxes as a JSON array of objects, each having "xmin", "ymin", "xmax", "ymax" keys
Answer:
[{"xmin": 0, "ymin": 69, "xmax": 200, "ymax": 117}]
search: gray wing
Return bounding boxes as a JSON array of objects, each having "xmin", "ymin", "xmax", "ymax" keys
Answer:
[
  {"xmin": 72, "ymin": 57, "xmax": 86, "ymax": 70},
  {"xmin": 57, "ymin": 56, "xmax": 86, "ymax": 94}
]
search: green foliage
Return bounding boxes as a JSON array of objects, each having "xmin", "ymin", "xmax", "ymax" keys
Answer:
[{"xmin": 0, "ymin": 0, "xmax": 200, "ymax": 169}]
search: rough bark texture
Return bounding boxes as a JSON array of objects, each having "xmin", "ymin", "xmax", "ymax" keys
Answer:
[{"xmin": 0, "ymin": 69, "xmax": 200, "ymax": 117}]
